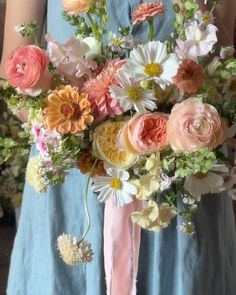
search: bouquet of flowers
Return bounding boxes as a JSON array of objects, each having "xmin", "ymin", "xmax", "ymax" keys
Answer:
[{"xmin": 0, "ymin": 0, "xmax": 236, "ymax": 265}]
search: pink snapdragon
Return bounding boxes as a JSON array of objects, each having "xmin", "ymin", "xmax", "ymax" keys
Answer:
[{"xmin": 32, "ymin": 124, "xmax": 61, "ymax": 155}]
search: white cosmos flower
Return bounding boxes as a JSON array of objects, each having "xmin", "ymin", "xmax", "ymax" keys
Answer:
[
  {"xmin": 122, "ymin": 41, "xmax": 179, "ymax": 89},
  {"xmin": 91, "ymin": 168, "xmax": 137, "ymax": 207},
  {"xmin": 109, "ymin": 71, "xmax": 157, "ymax": 113},
  {"xmin": 184, "ymin": 172, "xmax": 224, "ymax": 199}
]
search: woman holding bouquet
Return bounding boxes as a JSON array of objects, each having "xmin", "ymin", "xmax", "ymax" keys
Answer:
[{"xmin": 1, "ymin": 0, "xmax": 236, "ymax": 295}]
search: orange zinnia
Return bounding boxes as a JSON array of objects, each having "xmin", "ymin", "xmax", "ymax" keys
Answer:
[{"xmin": 43, "ymin": 85, "xmax": 93, "ymax": 134}]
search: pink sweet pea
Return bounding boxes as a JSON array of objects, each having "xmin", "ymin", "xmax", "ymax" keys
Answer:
[
  {"xmin": 32, "ymin": 124, "xmax": 61, "ymax": 155},
  {"xmin": 45, "ymin": 34, "xmax": 96, "ymax": 84},
  {"xmin": 176, "ymin": 22, "xmax": 218, "ymax": 60}
]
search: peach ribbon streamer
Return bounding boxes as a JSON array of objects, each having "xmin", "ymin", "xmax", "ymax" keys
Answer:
[{"xmin": 104, "ymin": 198, "xmax": 142, "ymax": 295}]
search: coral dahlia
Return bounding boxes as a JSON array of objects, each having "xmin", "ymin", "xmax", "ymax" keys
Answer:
[
  {"xmin": 172, "ymin": 59, "xmax": 204, "ymax": 94},
  {"xmin": 82, "ymin": 60, "xmax": 124, "ymax": 120}
]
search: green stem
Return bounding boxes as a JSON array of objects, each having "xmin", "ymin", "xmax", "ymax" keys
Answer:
[
  {"xmin": 210, "ymin": 0, "xmax": 221, "ymax": 13},
  {"xmin": 79, "ymin": 159, "xmax": 98, "ymax": 242},
  {"xmin": 147, "ymin": 18, "xmax": 154, "ymax": 41},
  {"xmin": 87, "ymin": 13, "xmax": 100, "ymax": 42}
]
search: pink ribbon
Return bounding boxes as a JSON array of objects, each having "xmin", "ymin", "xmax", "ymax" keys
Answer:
[{"xmin": 104, "ymin": 198, "xmax": 142, "ymax": 295}]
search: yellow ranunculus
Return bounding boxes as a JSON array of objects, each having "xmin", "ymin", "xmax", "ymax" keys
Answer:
[{"xmin": 93, "ymin": 121, "xmax": 137, "ymax": 168}]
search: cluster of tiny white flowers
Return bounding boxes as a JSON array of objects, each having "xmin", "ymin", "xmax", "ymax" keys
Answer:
[{"xmin": 26, "ymin": 156, "xmax": 47, "ymax": 193}]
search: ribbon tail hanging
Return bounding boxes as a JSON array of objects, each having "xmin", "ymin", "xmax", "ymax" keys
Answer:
[{"xmin": 104, "ymin": 198, "xmax": 142, "ymax": 295}]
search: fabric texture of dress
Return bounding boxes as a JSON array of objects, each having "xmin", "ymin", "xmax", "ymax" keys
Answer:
[{"xmin": 7, "ymin": 1, "xmax": 236, "ymax": 295}]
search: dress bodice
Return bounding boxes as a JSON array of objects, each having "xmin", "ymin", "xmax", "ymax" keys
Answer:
[{"xmin": 47, "ymin": 0, "xmax": 175, "ymax": 42}]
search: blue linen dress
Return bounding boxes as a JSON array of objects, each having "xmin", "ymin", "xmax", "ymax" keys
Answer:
[{"xmin": 7, "ymin": 1, "xmax": 236, "ymax": 295}]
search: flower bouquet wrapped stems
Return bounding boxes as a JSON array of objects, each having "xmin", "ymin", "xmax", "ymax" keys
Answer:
[{"xmin": 1, "ymin": 0, "xmax": 236, "ymax": 274}]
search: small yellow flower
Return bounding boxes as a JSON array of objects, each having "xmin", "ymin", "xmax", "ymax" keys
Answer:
[
  {"xmin": 26, "ymin": 156, "xmax": 47, "ymax": 193},
  {"xmin": 131, "ymin": 201, "xmax": 177, "ymax": 231}
]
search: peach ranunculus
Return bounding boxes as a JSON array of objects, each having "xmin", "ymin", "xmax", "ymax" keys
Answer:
[
  {"xmin": 167, "ymin": 97, "xmax": 224, "ymax": 152},
  {"xmin": 132, "ymin": 2, "xmax": 165, "ymax": 25},
  {"xmin": 117, "ymin": 113, "xmax": 169, "ymax": 155},
  {"xmin": 172, "ymin": 59, "xmax": 204, "ymax": 94},
  {"xmin": 43, "ymin": 85, "xmax": 93, "ymax": 134},
  {"xmin": 4, "ymin": 45, "xmax": 51, "ymax": 96},
  {"xmin": 62, "ymin": 0, "xmax": 90, "ymax": 15}
]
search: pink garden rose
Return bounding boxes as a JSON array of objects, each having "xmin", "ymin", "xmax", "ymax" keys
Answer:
[
  {"xmin": 117, "ymin": 113, "xmax": 169, "ymax": 155},
  {"xmin": 4, "ymin": 45, "xmax": 52, "ymax": 96},
  {"xmin": 167, "ymin": 97, "xmax": 225, "ymax": 152}
]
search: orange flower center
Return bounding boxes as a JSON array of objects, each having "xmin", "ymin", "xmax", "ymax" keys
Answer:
[
  {"xmin": 181, "ymin": 68, "xmax": 194, "ymax": 80},
  {"xmin": 109, "ymin": 178, "xmax": 123, "ymax": 189},
  {"xmin": 144, "ymin": 63, "xmax": 162, "ymax": 77},
  {"xmin": 202, "ymin": 15, "xmax": 212, "ymax": 23}
]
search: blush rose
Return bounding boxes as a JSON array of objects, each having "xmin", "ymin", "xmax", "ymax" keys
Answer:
[
  {"xmin": 117, "ymin": 113, "xmax": 169, "ymax": 155},
  {"xmin": 167, "ymin": 97, "xmax": 225, "ymax": 152}
]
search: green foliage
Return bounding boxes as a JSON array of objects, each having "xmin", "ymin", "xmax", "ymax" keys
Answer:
[
  {"xmin": 214, "ymin": 58, "xmax": 236, "ymax": 80},
  {"xmin": 62, "ymin": 0, "xmax": 108, "ymax": 42},
  {"xmin": 215, "ymin": 96, "xmax": 236, "ymax": 124},
  {"xmin": 173, "ymin": 0, "xmax": 199, "ymax": 40},
  {"xmin": 62, "ymin": 11, "xmax": 92, "ymax": 38},
  {"xmin": 162, "ymin": 148, "xmax": 216, "ymax": 178},
  {"xmin": 0, "ymin": 84, "xmax": 18, "ymax": 101},
  {"xmin": 15, "ymin": 21, "xmax": 38, "ymax": 38},
  {"xmin": 46, "ymin": 134, "xmax": 82, "ymax": 186}
]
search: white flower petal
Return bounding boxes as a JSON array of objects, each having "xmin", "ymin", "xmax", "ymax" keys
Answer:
[
  {"xmin": 97, "ymin": 187, "xmax": 113, "ymax": 202},
  {"xmin": 123, "ymin": 181, "xmax": 137, "ymax": 195}
]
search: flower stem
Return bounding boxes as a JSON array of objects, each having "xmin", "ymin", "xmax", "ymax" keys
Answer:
[
  {"xmin": 147, "ymin": 18, "xmax": 154, "ymax": 41},
  {"xmin": 87, "ymin": 13, "xmax": 100, "ymax": 42},
  {"xmin": 79, "ymin": 159, "xmax": 98, "ymax": 242}
]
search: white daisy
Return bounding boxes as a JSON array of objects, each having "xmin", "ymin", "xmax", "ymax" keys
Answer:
[
  {"xmin": 184, "ymin": 172, "xmax": 224, "ymax": 199},
  {"xmin": 109, "ymin": 71, "xmax": 157, "ymax": 113},
  {"xmin": 91, "ymin": 168, "xmax": 137, "ymax": 207},
  {"xmin": 122, "ymin": 41, "xmax": 179, "ymax": 89}
]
